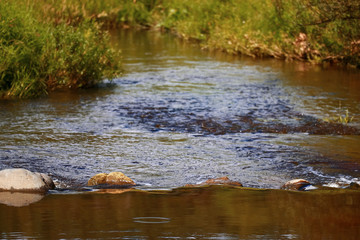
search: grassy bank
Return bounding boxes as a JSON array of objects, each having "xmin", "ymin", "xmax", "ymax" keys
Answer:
[
  {"xmin": 154, "ymin": 0, "xmax": 360, "ymax": 68},
  {"xmin": 26, "ymin": 0, "xmax": 360, "ymax": 68},
  {"xmin": 1, "ymin": 0, "xmax": 359, "ymax": 98},
  {"xmin": 0, "ymin": 1, "xmax": 122, "ymax": 98}
]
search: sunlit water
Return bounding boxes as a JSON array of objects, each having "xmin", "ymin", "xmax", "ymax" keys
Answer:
[{"xmin": 1, "ymin": 29, "xmax": 360, "ymax": 190}]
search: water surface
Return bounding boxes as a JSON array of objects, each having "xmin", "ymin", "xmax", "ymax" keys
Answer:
[
  {"xmin": 1, "ymin": 29, "xmax": 360, "ymax": 190},
  {"xmin": 1, "ymin": 187, "xmax": 360, "ymax": 239}
]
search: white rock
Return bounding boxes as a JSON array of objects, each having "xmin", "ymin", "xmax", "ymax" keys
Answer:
[
  {"xmin": 0, "ymin": 168, "xmax": 54, "ymax": 193},
  {"xmin": 36, "ymin": 172, "xmax": 55, "ymax": 190}
]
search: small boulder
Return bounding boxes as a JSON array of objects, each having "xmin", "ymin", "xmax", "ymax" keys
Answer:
[
  {"xmin": 347, "ymin": 182, "xmax": 360, "ymax": 190},
  {"xmin": 88, "ymin": 173, "xmax": 108, "ymax": 186},
  {"xmin": 36, "ymin": 173, "xmax": 55, "ymax": 190},
  {"xmin": 88, "ymin": 172, "xmax": 135, "ymax": 187},
  {"xmin": 281, "ymin": 179, "xmax": 311, "ymax": 191},
  {"xmin": 185, "ymin": 176, "xmax": 243, "ymax": 187},
  {"xmin": 0, "ymin": 168, "xmax": 54, "ymax": 193},
  {"xmin": 106, "ymin": 172, "xmax": 135, "ymax": 185}
]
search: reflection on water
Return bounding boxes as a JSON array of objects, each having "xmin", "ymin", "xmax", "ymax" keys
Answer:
[
  {"xmin": 0, "ymin": 187, "xmax": 359, "ymax": 239},
  {"xmin": 0, "ymin": 29, "xmax": 360, "ymax": 190},
  {"xmin": 0, "ymin": 192, "xmax": 44, "ymax": 207}
]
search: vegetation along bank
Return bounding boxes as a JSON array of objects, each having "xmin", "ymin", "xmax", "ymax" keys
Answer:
[
  {"xmin": 0, "ymin": 1, "xmax": 122, "ymax": 98},
  {"xmin": 1, "ymin": 0, "xmax": 359, "ymax": 98}
]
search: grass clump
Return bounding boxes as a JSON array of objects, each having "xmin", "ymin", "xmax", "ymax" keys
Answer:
[
  {"xmin": 323, "ymin": 102, "xmax": 355, "ymax": 124},
  {"xmin": 0, "ymin": 1, "xmax": 122, "ymax": 98},
  {"xmin": 324, "ymin": 109, "xmax": 354, "ymax": 124}
]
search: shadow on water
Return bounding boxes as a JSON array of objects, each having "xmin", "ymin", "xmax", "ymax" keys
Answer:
[{"xmin": 1, "ymin": 29, "xmax": 360, "ymax": 190}]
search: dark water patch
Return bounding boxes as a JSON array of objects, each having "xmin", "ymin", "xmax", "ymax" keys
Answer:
[{"xmin": 110, "ymin": 80, "xmax": 360, "ymax": 136}]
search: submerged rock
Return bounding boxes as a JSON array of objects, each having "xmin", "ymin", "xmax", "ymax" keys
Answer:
[
  {"xmin": 88, "ymin": 172, "xmax": 135, "ymax": 187},
  {"xmin": 185, "ymin": 176, "xmax": 243, "ymax": 187},
  {"xmin": 281, "ymin": 179, "xmax": 311, "ymax": 191},
  {"xmin": 0, "ymin": 168, "xmax": 55, "ymax": 193}
]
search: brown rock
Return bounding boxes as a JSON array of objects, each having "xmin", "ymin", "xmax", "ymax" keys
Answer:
[
  {"xmin": 88, "ymin": 172, "xmax": 135, "ymax": 187},
  {"xmin": 185, "ymin": 176, "xmax": 243, "ymax": 187},
  {"xmin": 281, "ymin": 179, "xmax": 311, "ymax": 191},
  {"xmin": 88, "ymin": 173, "xmax": 108, "ymax": 186},
  {"xmin": 106, "ymin": 172, "xmax": 135, "ymax": 185}
]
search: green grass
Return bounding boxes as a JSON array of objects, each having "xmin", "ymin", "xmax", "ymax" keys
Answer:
[
  {"xmin": 1, "ymin": 0, "xmax": 359, "ymax": 97},
  {"xmin": 150, "ymin": 0, "xmax": 360, "ymax": 67},
  {"xmin": 31, "ymin": 0, "xmax": 359, "ymax": 68},
  {"xmin": 0, "ymin": 1, "xmax": 122, "ymax": 98},
  {"xmin": 324, "ymin": 109, "xmax": 355, "ymax": 124}
]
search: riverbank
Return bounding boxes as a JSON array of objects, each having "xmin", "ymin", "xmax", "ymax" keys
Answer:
[
  {"xmin": 28, "ymin": 0, "xmax": 360, "ymax": 68},
  {"xmin": 2, "ymin": 0, "xmax": 359, "ymax": 98},
  {"xmin": 0, "ymin": 1, "xmax": 122, "ymax": 98}
]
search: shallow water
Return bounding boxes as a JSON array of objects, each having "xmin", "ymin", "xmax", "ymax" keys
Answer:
[{"xmin": 1, "ymin": 29, "xmax": 360, "ymax": 190}]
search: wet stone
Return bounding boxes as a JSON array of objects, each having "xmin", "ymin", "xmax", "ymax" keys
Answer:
[
  {"xmin": 36, "ymin": 172, "xmax": 56, "ymax": 190},
  {"xmin": 281, "ymin": 179, "xmax": 311, "ymax": 191},
  {"xmin": 0, "ymin": 168, "xmax": 55, "ymax": 193},
  {"xmin": 88, "ymin": 173, "xmax": 108, "ymax": 186},
  {"xmin": 88, "ymin": 172, "xmax": 135, "ymax": 188}
]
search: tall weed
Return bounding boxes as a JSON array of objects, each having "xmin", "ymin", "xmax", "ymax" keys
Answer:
[
  {"xmin": 0, "ymin": 2, "xmax": 48, "ymax": 97},
  {"xmin": 0, "ymin": 1, "xmax": 122, "ymax": 98}
]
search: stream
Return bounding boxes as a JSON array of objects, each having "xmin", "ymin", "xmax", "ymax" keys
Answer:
[
  {"xmin": 0, "ymin": 29, "xmax": 360, "ymax": 239},
  {"xmin": 1, "ymin": 29, "xmax": 360, "ymax": 189}
]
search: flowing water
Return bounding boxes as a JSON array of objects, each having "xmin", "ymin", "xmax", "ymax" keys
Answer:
[
  {"xmin": 1, "ymin": 29, "xmax": 359, "ymax": 189},
  {"xmin": 1, "ymin": 29, "xmax": 360, "ymax": 239}
]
